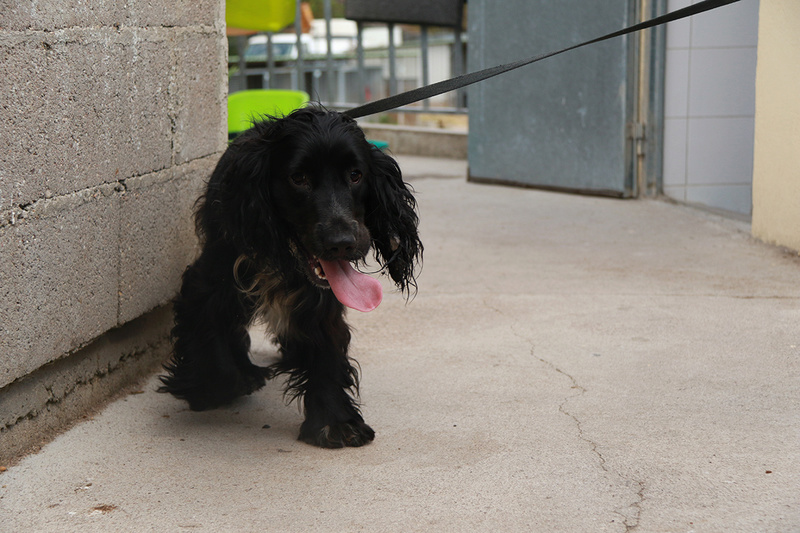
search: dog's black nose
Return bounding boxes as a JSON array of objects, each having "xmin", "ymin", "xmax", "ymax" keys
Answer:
[{"xmin": 323, "ymin": 232, "xmax": 357, "ymax": 257}]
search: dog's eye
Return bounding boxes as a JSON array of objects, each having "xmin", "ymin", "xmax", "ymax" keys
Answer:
[
  {"xmin": 290, "ymin": 173, "xmax": 309, "ymax": 188},
  {"xmin": 350, "ymin": 169, "xmax": 363, "ymax": 184}
]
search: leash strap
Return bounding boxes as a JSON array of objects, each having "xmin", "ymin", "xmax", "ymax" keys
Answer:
[{"xmin": 344, "ymin": 0, "xmax": 740, "ymax": 119}]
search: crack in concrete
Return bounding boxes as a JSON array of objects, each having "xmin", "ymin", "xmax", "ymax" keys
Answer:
[
  {"xmin": 482, "ymin": 298, "xmax": 646, "ymax": 530},
  {"xmin": 535, "ymin": 349, "xmax": 645, "ymax": 531},
  {"xmin": 626, "ymin": 480, "xmax": 646, "ymax": 532}
]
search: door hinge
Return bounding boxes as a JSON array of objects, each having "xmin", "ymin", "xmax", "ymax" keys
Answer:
[
  {"xmin": 627, "ymin": 121, "xmax": 646, "ymax": 141},
  {"xmin": 627, "ymin": 121, "xmax": 646, "ymax": 156}
]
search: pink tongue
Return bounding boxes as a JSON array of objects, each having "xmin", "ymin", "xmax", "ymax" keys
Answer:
[{"xmin": 318, "ymin": 259, "xmax": 382, "ymax": 312}]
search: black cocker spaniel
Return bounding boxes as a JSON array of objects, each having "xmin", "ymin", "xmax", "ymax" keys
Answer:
[{"xmin": 159, "ymin": 107, "xmax": 422, "ymax": 448}]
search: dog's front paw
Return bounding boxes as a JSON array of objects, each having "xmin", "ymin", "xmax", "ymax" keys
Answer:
[{"xmin": 298, "ymin": 419, "xmax": 375, "ymax": 448}]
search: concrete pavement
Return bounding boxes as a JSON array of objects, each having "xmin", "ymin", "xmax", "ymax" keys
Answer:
[{"xmin": 1, "ymin": 156, "xmax": 798, "ymax": 532}]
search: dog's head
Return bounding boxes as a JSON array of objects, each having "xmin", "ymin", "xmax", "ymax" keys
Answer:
[{"xmin": 199, "ymin": 106, "xmax": 422, "ymax": 301}]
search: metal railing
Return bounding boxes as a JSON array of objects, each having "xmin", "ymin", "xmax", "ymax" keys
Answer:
[{"xmin": 228, "ymin": 0, "xmax": 467, "ymax": 116}]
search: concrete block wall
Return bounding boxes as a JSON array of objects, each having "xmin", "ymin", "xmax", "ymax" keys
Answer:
[{"xmin": 0, "ymin": 0, "xmax": 227, "ymax": 460}]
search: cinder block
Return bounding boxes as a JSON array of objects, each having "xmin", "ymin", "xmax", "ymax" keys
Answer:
[
  {"xmin": 132, "ymin": 0, "xmax": 223, "ymax": 29},
  {"xmin": 2, "ymin": 1, "xmax": 129, "ymax": 31},
  {"xmin": 0, "ymin": 306, "xmax": 172, "ymax": 465},
  {"xmin": 3, "ymin": 0, "xmax": 222, "ymax": 32},
  {"xmin": 117, "ymin": 157, "xmax": 213, "ymax": 324},
  {"xmin": 171, "ymin": 30, "xmax": 228, "ymax": 165},
  {"xmin": 0, "ymin": 29, "xmax": 174, "ymax": 210},
  {"xmin": 0, "ymin": 36, "xmax": 52, "ymax": 209},
  {"xmin": 0, "ymin": 190, "xmax": 120, "ymax": 388}
]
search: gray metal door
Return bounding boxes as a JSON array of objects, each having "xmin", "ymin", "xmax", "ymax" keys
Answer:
[{"xmin": 467, "ymin": 0, "xmax": 649, "ymax": 197}]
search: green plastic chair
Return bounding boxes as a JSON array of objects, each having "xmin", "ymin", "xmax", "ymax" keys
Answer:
[{"xmin": 227, "ymin": 89, "xmax": 309, "ymax": 138}]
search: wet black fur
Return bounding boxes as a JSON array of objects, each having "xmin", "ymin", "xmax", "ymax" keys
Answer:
[{"xmin": 158, "ymin": 107, "xmax": 421, "ymax": 448}]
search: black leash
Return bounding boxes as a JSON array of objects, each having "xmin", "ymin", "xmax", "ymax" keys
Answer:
[{"xmin": 344, "ymin": 0, "xmax": 740, "ymax": 119}]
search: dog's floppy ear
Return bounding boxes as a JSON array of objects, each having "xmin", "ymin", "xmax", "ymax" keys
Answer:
[
  {"xmin": 196, "ymin": 120, "xmax": 283, "ymax": 259},
  {"xmin": 365, "ymin": 147, "xmax": 423, "ymax": 296}
]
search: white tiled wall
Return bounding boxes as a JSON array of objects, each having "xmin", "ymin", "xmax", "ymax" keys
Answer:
[{"xmin": 662, "ymin": 0, "xmax": 759, "ymax": 215}]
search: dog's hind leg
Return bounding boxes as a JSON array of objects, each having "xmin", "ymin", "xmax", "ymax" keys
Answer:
[{"xmin": 158, "ymin": 246, "xmax": 267, "ymax": 411}]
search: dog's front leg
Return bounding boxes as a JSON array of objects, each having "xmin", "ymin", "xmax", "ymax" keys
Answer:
[
  {"xmin": 299, "ymin": 380, "xmax": 375, "ymax": 448},
  {"xmin": 275, "ymin": 297, "xmax": 375, "ymax": 448}
]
